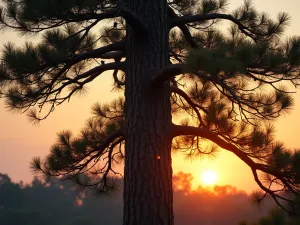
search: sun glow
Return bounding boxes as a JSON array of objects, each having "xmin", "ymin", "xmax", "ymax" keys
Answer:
[{"xmin": 202, "ymin": 170, "xmax": 217, "ymax": 186}]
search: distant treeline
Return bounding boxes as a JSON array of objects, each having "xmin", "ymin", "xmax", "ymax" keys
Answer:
[{"xmin": 0, "ymin": 172, "xmax": 272, "ymax": 225}]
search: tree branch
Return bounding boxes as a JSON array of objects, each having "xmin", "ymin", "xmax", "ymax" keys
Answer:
[
  {"xmin": 94, "ymin": 129, "xmax": 124, "ymax": 154},
  {"xmin": 0, "ymin": 5, "xmax": 120, "ymax": 32},
  {"xmin": 170, "ymin": 86, "xmax": 208, "ymax": 115},
  {"xmin": 151, "ymin": 64, "xmax": 186, "ymax": 88},
  {"xmin": 112, "ymin": 57, "xmax": 125, "ymax": 87},
  {"xmin": 150, "ymin": 63, "xmax": 212, "ymax": 88},
  {"xmin": 28, "ymin": 41, "xmax": 125, "ymax": 78},
  {"xmin": 99, "ymin": 51, "xmax": 125, "ymax": 59},
  {"xmin": 74, "ymin": 62, "xmax": 125, "ymax": 84},
  {"xmin": 171, "ymin": 124, "xmax": 299, "ymax": 214},
  {"xmin": 46, "ymin": 62, "xmax": 125, "ymax": 96},
  {"xmin": 171, "ymin": 124, "xmax": 257, "ymax": 166},
  {"xmin": 171, "ymin": 13, "xmax": 257, "ymax": 41},
  {"xmin": 167, "ymin": 6, "xmax": 199, "ymax": 48},
  {"xmin": 16, "ymin": 61, "xmax": 126, "ymax": 122},
  {"xmin": 0, "ymin": 2, "xmax": 147, "ymax": 34},
  {"xmin": 64, "ymin": 41, "xmax": 126, "ymax": 66},
  {"xmin": 37, "ymin": 42, "xmax": 126, "ymax": 92},
  {"xmin": 171, "ymin": 124, "xmax": 277, "ymax": 173}
]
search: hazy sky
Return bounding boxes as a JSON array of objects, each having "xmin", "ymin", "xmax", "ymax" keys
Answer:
[{"xmin": 0, "ymin": 0, "xmax": 299, "ymax": 192}]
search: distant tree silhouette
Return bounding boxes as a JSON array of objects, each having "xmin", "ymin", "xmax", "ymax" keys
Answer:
[
  {"xmin": 0, "ymin": 0, "xmax": 300, "ymax": 224},
  {"xmin": 0, "ymin": 173, "xmax": 23, "ymax": 209},
  {"xmin": 0, "ymin": 173, "xmax": 123, "ymax": 225},
  {"xmin": 240, "ymin": 207, "xmax": 300, "ymax": 225},
  {"xmin": 0, "ymin": 173, "xmax": 272, "ymax": 225}
]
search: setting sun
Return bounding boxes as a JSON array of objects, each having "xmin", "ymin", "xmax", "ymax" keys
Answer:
[{"xmin": 202, "ymin": 170, "xmax": 217, "ymax": 186}]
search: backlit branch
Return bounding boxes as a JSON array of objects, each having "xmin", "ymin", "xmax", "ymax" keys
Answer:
[
  {"xmin": 172, "ymin": 13, "xmax": 257, "ymax": 40},
  {"xmin": 112, "ymin": 57, "xmax": 125, "ymax": 87},
  {"xmin": 5, "ymin": 61, "xmax": 125, "ymax": 122},
  {"xmin": 60, "ymin": 41, "xmax": 126, "ymax": 68},
  {"xmin": 151, "ymin": 61, "xmax": 297, "ymax": 121},
  {"xmin": 0, "ymin": 1, "xmax": 147, "ymax": 34},
  {"xmin": 170, "ymin": 86, "xmax": 207, "ymax": 125},
  {"xmin": 151, "ymin": 64, "xmax": 186, "ymax": 88},
  {"xmin": 168, "ymin": 6, "xmax": 199, "ymax": 48},
  {"xmin": 32, "ymin": 127, "xmax": 125, "ymax": 194},
  {"xmin": 151, "ymin": 63, "xmax": 212, "ymax": 88},
  {"xmin": 0, "ymin": 5, "xmax": 119, "ymax": 32},
  {"xmin": 171, "ymin": 124, "xmax": 300, "ymax": 215},
  {"xmin": 1, "ymin": 40, "xmax": 126, "ymax": 80}
]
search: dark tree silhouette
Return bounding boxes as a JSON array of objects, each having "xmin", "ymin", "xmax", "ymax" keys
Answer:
[
  {"xmin": 0, "ymin": 173, "xmax": 123, "ymax": 225},
  {"xmin": 0, "ymin": 0, "xmax": 300, "ymax": 224},
  {"xmin": 240, "ymin": 207, "xmax": 300, "ymax": 225},
  {"xmin": 0, "ymin": 173, "xmax": 276, "ymax": 225}
]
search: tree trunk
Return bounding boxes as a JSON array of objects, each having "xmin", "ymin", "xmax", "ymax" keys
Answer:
[{"xmin": 123, "ymin": 1, "xmax": 173, "ymax": 225}]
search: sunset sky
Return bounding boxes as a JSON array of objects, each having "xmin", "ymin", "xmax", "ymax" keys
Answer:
[{"xmin": 0, "ymin": 0, "xmax": 299, "ymax": 193}]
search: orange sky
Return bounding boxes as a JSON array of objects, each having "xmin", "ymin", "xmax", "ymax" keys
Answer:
[{"xmin": 0, "ymin": 0, "xmax": 299, "ymax": 192}]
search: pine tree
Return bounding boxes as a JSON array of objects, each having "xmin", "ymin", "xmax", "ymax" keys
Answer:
[{"xmin": 0, "ymin": 0, "xmax": 300, "ymax": 224}]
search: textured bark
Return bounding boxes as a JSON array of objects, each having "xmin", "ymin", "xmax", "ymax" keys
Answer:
[{"xmin": 123, "ymin": 0, "xmax": 174, "ymax": 225}]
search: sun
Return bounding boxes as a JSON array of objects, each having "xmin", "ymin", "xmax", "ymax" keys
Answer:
[{"xmin": 202, "ymin": 170, "xmax": 217, "ymax": 186}]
